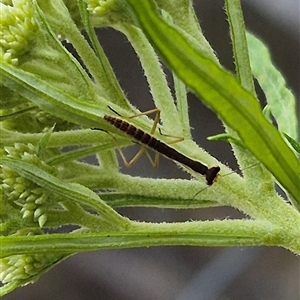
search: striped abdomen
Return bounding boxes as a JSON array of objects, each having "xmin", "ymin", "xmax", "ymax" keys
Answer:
[{"xmin": 104, "ymin": 115, "xmax": 220, "ymax": 184}]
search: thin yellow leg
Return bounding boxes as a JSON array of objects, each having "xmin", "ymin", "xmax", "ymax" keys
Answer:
[
  {"xmin": 103, "ymin": 130, "xmax": 148, "ymax": 167},
  {"xmin": 144, "ymin": 148, "xmax": 160, "ymax": 168},
  {"xmin": 128, "ymin": 108, "xmax": 161, "ymax": 135},
  {"xmin": 116, "ymin": 144, "xmax": 159, "ymax": 168},
  {"xmin": 106, "ymin": 107, "xmax": 184, "ymax": 168},
  {"xmin": 129, "ymin": 108, "xmax": 184, "ymax": 143},
  {"xmin": 157, "ymin": 128, "xmax": 184, "ymax": 144}
]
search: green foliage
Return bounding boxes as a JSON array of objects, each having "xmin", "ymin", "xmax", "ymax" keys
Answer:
[
  {"xmin": 246, "ymin": 32, "xmax": 298, "ymax": 140},
  {"xmin": 1, "ymin": 0, "xmax": 299, "ymax": 295}
]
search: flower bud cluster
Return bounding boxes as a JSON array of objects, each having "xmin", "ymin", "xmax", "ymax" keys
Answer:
[
  {"xmin": 1, "ymin": 143, "xmax": 56, "ymax": 227},
  {"xmin": 0, "ymin": 230, "xmax": 62, "ymax": 285},
  {"xmin": 86, "ymin": 0, "xmax": 116, "ymax": 15},
  {"xmin": 0, "ymin": 0, "xmax": 37, "ymax": 65}
]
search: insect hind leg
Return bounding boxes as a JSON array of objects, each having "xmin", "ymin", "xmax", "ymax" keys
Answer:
[{"xmin": 98, "ymin": 129, "xmax": 159, "ymax": 168}]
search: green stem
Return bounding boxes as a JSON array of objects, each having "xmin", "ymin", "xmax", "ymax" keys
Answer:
[
  {"xmin": 2, "ymin": 219, "xmax": 299, "ymax": 258},
  {"xmin": 156, "ymin": 0, "xmax": 218, "ymax": 62},
  {"xmin": 225, "ymin": 0, "xmax": 255, "ymax": 94},
  {"xmin": 1, "ymin": 128, "xmax": 130, "ymax": 149},
  {"xmin": 99, "ymin": 192, "xmax": 219, "ymax": 209},
  {"xmin": 68, "ymin": 163, "xmax": 300, "ymax": 238},
  {"xmin": 115, "ymin": 23, "xmax": 179, "ymax": 132},
  {"xmin": 77, "ymin": 0, "xmax": 128, "ymax": 107},
  {"xmin": 173, "ymin": 72, "xmax": 190, "ymax": 137},
  {"xmin": 224, "ymin": 0, "xmax": 267, "ymax": 185},
  {"xmin": 45, "ymin": 200, "xmax": 110, "ymax": 230}
]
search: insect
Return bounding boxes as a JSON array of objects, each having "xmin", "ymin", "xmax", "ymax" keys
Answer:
[{"xmin": 99, "ymin": 106, "xmax": 220, "ymax": 185}]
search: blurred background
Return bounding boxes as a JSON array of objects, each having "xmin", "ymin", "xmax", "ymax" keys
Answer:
[{"xmin": 5, "ymin": 0, "xmax": 299, "ymax": 299}]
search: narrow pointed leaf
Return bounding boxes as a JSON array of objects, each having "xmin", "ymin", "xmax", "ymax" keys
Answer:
[{"xmin": 119, "ymin": 0, "xmax": 300, "ymax": 205}]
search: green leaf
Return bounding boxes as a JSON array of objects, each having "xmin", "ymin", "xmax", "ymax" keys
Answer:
[
  {"xmin": 207, "ymin": 133, "xmax": 244, "ymax": 147},
  {"xmin": 284, "ymin": 133, "xmax": 300, "ymax": 154},
  {"xmin": 0, "ymin": 106, "xmax": 36, "ymax": 121},
  {"xmin": 0, "ymin": 63, "xmax": 106, "ymax": 128},
  {"xmin": 246, "ymin": 32, "xmax": 298, "ymax": 139},
  {"xmin": 118, "ymin": 0, "xmax": 300, "ymax": 206},
  {"xmin": 0, "ymin": 157, "xmax": 127, "ymax": 228}
]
